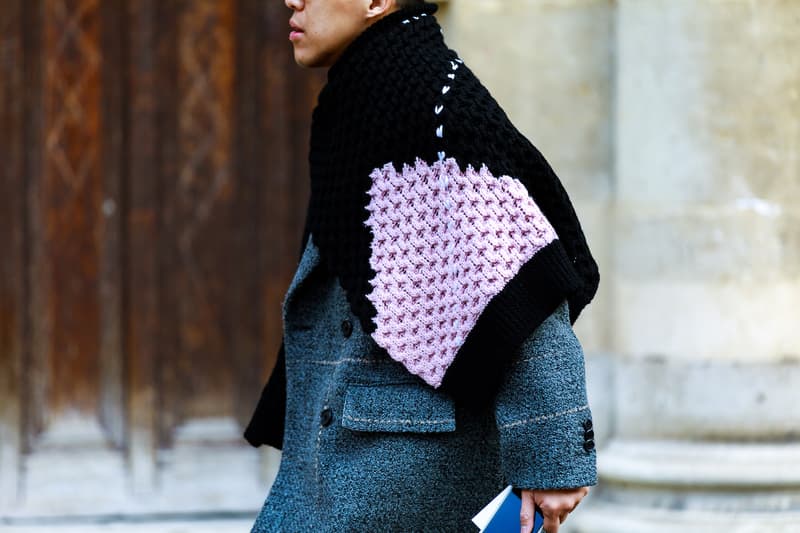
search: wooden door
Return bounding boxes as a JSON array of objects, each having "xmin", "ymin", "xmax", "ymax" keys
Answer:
[{"xmin": 0, "ymin": 0, "xmax": 325, "ymax": 519}]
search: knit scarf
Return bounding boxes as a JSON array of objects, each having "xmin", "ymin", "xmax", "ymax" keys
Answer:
[{"xmin": 300, "ymin": 2, "xmax": 599, "ymax": 408}]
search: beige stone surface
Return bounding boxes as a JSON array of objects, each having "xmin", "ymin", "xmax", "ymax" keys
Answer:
[
  {"xmin": 615, "ymin": 281, "xmax": 800, "ymax": 362},
  {"xmin": 616, "ymin": 0, "xmax": 800, "ymax": 206},
  {"xmin": 615, "ymin": 207, "xmax": 800, "ymax": 281},
  {"xmin": 614, "ymin": 0, "xmax": 800, "ymax": 364}
]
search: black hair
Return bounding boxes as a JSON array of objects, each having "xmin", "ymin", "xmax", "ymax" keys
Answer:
[{"xmin": 395, "ymin": 0, "xmax": 426, "ymax": 8}]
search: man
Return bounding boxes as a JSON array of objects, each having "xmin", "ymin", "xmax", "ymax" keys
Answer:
[{"xmin": 247, "ymin": 1, "xmax": 599, "ymax": 530}]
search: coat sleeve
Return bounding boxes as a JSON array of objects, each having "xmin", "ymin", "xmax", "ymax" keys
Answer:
[{"xmin": 493, "ymin": 299, "xmax": 597, "ymax": 490}]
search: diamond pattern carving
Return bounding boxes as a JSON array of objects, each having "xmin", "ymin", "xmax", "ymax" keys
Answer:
[{"xmin": 44, "ymin": 0, "xmax": 101, "ymax": 194}]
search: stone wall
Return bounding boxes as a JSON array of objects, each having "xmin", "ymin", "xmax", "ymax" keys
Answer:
[{"xmin": 439, "ymin": 1, "xmax": 800, "ymax": 530}]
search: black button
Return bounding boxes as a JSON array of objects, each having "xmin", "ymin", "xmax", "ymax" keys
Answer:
[
  {"xmin": 583, "ymin": 439, "xmax": 595, "ymax": 452},
  {"xmin": 341, "ymin": 319, "xmax": 353, "ymax": 338},
  {"xmin": 320, "ymin": 407, "xmax": 333, "ymax": 427},
  {"xmin": 582, "ymin": 419, "xmax": 593, "ymax": 431},
  {"xmin": 584, "ymin": 429, "xmax": 595, "ymax": 440}
]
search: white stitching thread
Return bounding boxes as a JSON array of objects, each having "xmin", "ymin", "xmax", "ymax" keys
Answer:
[
  {"xmin": 315, "ymin": 330, "xmax": 350, "ymax": 492},
  {"xmin": 436, "ymin": 55, "xmax": 462, "ymax": 160},
  {"xmin": 498, "ymin": 404, "xmax": 589, "ymax": 429},
  {"xmin": 307, "ymin": 358, "xmax": 390, "ymax": 365},
  {"xmin": 402, "ymin": 13, "xmax": 428, "ymax": 27},
  {"xmin": 343, "ymin": 415, "xmax": 454, "ymax": 425}
]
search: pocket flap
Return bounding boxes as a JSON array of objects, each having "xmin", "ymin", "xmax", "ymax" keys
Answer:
[{"xmin": 341, "ymin": 383, "xmax": 456, "ymax": 433}]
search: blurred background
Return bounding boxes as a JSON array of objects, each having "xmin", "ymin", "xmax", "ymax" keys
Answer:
[{"xmin": 1, "ymin": 0, "xmax": 798, "ymax": 531}]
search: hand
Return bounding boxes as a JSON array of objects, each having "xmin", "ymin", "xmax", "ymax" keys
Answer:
[{"xmin": 519, "ymin": 486, "xmax": 589, "ymax": 533}]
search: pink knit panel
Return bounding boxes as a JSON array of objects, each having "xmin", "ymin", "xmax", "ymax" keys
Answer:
[{"xmin": 363, "ymin": 156, "xmax": 558, "ymax": 388}]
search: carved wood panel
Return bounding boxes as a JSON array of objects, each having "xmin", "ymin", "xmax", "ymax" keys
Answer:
[{"xmin": 0, "ymin": 0, "xmax": 325, "ymax": 519}]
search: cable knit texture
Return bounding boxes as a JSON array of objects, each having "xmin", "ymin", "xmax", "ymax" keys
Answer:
[
  {"xmin": 364, "ymin": 157, "xmax": 558, "ymax": 388},
  {"xmin": 300, "ymin": 1, "xmax": 598, "ymax": 405}
]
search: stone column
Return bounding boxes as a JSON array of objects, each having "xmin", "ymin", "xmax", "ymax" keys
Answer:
[
  {"xmin": 443, "ymin": 0, "xmax": 800, "ymax": 530},
  {"xmin": 440, "ymin": 1, "xmax": 617, "ymax": 447},
  {"xmin": 572, "ymin": 1, "xmax": 800, "ymax": 531}
]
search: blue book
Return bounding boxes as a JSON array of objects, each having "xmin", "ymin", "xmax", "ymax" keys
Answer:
[{"xmin": 471, "ymin": 485, "xmax": 544, "ymax": 533}]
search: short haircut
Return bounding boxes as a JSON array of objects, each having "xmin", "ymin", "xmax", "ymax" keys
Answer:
[{"xmin": 395, "ymin": 0, "xmax": 426, "ymax": 8}]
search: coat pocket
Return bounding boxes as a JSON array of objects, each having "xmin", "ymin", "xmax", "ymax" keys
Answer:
[{"xmin": 341, "ymin": 382, "xmax": 457, "ymax": 433}]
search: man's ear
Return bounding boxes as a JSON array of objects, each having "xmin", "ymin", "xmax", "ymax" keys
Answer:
[{"xmin": 365, "ymin": 0, "xmax": 398, "ymax": 19}]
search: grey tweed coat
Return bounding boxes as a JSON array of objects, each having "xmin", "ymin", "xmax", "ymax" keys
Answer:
[{"xmin": 250, "ymin": 233, "xmax": 596, "ymax": 532}]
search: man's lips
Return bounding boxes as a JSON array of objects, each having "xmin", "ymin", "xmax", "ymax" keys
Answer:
[{"xmin": 289, "ymin": 21, "xmax": 304, "ymax": 41}]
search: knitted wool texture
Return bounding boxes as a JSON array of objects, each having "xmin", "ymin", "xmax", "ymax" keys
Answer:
[
  {"xmin": 300, "ymin": 2, "xmax": 599, "ymax": 406},
  {"xmin": 364, "ymin": 158, "xmax": 559, "ymax": 388}
]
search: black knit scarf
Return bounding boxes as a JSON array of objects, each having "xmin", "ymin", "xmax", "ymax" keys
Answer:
[{"xmin": 245, "ymin": 1, "xmax": 599, "ymax": 449}]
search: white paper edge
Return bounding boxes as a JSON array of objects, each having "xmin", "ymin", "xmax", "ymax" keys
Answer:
[{"xmin": 471, "ymin": 484, "xmax": 513, "ymax": 531}]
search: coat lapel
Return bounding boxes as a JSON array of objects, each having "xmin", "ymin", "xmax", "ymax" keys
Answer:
[{"xmin": 281, "ymin": 233, "xmax": 321, "ymax": 324}]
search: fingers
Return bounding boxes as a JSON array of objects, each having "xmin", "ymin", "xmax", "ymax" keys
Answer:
[
  {"xmin": 519, "ymin": 489, "xmax": 537, "ymax": 533},
  {"xmin": 516, "ymin": 486, "xmax": 592, "ymax": 533},
  {"xmin": 541, "ymin": 507, "xmax": 560, "ymax": 533},
  {"xmin": 533, "ymin": 486, "xmax": 591, "ymax": 533},
  {"xmin": 536, "ymin": 496, "xmax": 560, "ymax": 533}
]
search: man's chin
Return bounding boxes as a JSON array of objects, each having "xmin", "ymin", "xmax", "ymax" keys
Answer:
[{"xmin": 294, "ymin": 50, "xmax": 336, "ymax": 69}]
